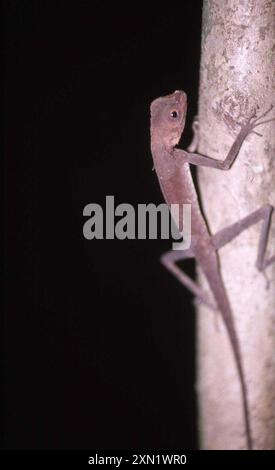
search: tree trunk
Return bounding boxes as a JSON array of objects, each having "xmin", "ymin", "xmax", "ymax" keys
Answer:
[{"xmin": 196, "ymin": 0, "xmax": 275, "ymax": 450}]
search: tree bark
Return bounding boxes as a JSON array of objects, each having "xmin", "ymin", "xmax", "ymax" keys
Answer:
[{"xmin": 196, "ymin": 0, "xmax": 275, "ymax": 450}]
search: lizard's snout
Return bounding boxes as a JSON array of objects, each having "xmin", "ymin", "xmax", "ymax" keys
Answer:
[{"xmin": 173, "ymin": 90, "xmax": 187, "ymax": 103}]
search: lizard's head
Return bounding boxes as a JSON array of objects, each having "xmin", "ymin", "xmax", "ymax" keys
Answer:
[{"xmin": 150, "ymin": 90, "xmax": 187, "ymax": 148}]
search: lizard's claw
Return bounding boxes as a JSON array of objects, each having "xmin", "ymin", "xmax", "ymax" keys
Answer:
[
  {"xmin": 250, "ymin": 104, "xmax": 273, "ymax": 124},
  {"xmin": 252, "ymin": 131, "xmax": 263, "ymax": 137}
]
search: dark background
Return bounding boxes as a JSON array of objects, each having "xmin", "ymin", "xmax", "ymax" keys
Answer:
[{"xmin": 3, "ymin": 1, "xmax": 202, "ymax": 449}]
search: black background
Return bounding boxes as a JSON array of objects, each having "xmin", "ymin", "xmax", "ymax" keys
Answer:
[{"xmin": 3, "ymin": 2, "xmax": 202, "ymax": 449}]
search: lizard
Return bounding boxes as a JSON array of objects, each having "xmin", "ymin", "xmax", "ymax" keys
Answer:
[{"xmin": 150, "ymin": 90, "xmax": 275, "ymax": 450}]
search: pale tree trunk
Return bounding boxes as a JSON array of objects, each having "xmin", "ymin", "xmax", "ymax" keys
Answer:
[{"xmin": 196, "ymin": 0, "xmax": 275, "ymax": 450}]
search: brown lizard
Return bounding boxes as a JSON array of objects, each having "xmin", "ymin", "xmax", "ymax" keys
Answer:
[{"xmin": 150, "ymin": 90, "xmax": 275, "ymax": 450}]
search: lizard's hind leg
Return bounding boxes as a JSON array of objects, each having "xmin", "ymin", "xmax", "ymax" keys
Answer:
[
  {"xmin": 211, "ymin": 204, "xmax": 275, "ymax": 273},
  {"xmin": 160, "ymin": 248, "xmax": 217, "ymax": 311}
]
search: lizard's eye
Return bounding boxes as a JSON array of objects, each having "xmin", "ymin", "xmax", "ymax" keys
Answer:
[{"xmin": 170, "ymin": 110, "xmax": 179, "ymax": 119}]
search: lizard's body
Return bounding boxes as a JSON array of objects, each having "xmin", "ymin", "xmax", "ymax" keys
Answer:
[
  {"xmin": 150, "ymin": 90, "xmax": 275, "ymax": 450},
  {"xmin": 152, "ymin": 145, "xmax": 209, "ymax": 249}
]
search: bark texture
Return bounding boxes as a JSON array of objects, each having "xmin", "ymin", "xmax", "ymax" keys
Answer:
[{"xmin": 196, "ymin": 0, "xmax": 275, "ymax": 450}]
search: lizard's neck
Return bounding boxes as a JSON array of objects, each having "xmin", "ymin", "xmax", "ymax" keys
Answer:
[{"xmin": 151, "ymin": 139, "xmax": 177, "ymax": 181}]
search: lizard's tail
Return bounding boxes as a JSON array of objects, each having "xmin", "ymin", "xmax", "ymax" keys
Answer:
[{"xmin": 202, "ymin": 255, "xmax": 253, "ymax": 450}]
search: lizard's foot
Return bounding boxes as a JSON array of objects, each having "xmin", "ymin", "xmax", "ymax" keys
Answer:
[
  {"xmin": 236, "ymin": 105, "xmax": 275, "ymax": 141},
  {"xmin": 257, "ymin": 251, "xmax": 275, "ymax": 289},
  {"xmin": 250, "ymin": 104, "xmax": 273, "ymax": 122},
  {"xmin": 235, "ymin": 115, "xmax": 262, "ymax": 136},
  {"xmin": 259, "ymin": 254, "xmax": 275, "ymax": 289},
  {"xmin": 247, "ymin": 104, "xmax": 275, "ymax": 132},
  {"xmin": 193, "ymin": 294, "xmax": 217, "ymax": 312}
]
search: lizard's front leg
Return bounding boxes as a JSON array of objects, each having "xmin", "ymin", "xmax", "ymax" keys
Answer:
[{"xmin": 173, "ymin": 106, "xmax": 275, "ymax": 170}]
